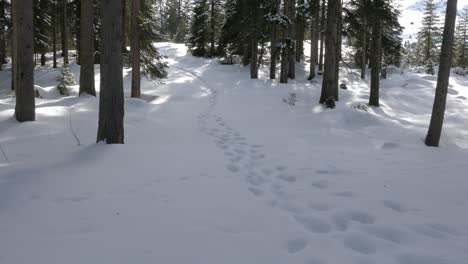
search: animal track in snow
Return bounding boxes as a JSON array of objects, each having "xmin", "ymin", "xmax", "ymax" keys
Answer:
[
  {"xmin": 285, "ymin": 237, "xmax": 309, "ymax": 253},
  {"xmin": 311, "ymin": 180, "xmax": 329, "ymax": 189},
  {"xmin": 343, "ymin": 232, "xmax": 377, "ymax": 255},
  {"xmin": 382, "ymin": 200, "xmax": 407, "ymax": 213},
  {"xmin": 363, "ymin": 225, "xmax": 410, "ymax": 244},
  {"xmin": 293, "ymin": 215, "xmax": 332, "ymax": 234}
]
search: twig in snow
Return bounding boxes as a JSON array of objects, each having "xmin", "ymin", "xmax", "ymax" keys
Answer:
[
  {"xmin": 69, "ymin": 108, "xmax": 81, "ymax": 146},
  {"xmin": 0, "ymin": 144, "xmax": 9, "ymax": 163}
]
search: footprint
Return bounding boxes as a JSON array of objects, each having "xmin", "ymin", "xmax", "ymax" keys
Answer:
[
  {"xmin": 226, "ymin": 164, "xmax": 239, "ymax": 173},
  {"xmin": 343, "ymin": 232, "xmax": 377, "ymax": 255},
  {"xmin": 277, "ymin": 174, "xmax": 297, "ymax": 182},
  {"xmin": 312, "ymin": 180, "xmax": 329, "ymax": 189},
  {"xmin": 382, "ymin": 200, "xmax": 407, "ymax": 213},
  {"xmin": 381, "ymin": 142, "xmax": 399, "ymax": 150},
  {"xmin": 363, "ymin": 225, "xmax": 410, "ymax": 244},
  {"xmin": 248, "ymin": 187, "xmax": 263, "ymax": 197},
  {"xmin": 246, "ymin": 172, "xmax": 266, "ymax": 186},
  {"xmin": 333, "ymin": 191, "xmax": 354, "ymax": 197},
  {"xmin": 285, "ymin": 237, "xmax": 309, "ymax": 253},
  {"xmin": 395, "ymin": 253, "xmax": 451, "ymax": 264},
  {"xmin": 332, "ymin": 211, "xmax": 375, "ymax": 231},
  {"xmin": 294, "ymin": 215, "xmax": 332, "ymax": 234},
  {"xmin": 308, "ymin": 202, "xmax": 330, "ymax": 211},
  {"xmin": 276, "ymin": 165, "xmax": 288, "ymax": 172}
]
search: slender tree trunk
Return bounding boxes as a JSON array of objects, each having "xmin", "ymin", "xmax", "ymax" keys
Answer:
[
  {"xmin": 270, "ymin": 0, "xmax": 280, "ymax": 80},
  {"xmin": 320, "ymin": 0, "xmax": 338, "ymax": 103},
  {"xmin": 333, "ymin": 0, "xmax": 342, "ymax": 101},
  {"xmin": 0, "ymin": 0, "xmax": 5, "ymax": 70},
  {"xmin": 11, "ymin": 3, "xmax": 16, "ymax": 91},
  {"xmin": 295, "ymin": 0, "xmax": 305, "ymax": 62},
  {"xmin": 52, "ymin": 0, "xmax": 57, "ymax": 68},
  {"xmin": 425, "ymin": 0, "xmax": 458, "ymax": 147},
  {"xmin": 131, "ymin": 0, "xmax": 141, "ymax": 98},
  {"xmin": 61, "ymin": 0, "xmax": 69, "ymax": 65},
  {"xmin": 210, "ymin": 0, "xmax": 215, "ymax": 56},
  {"xmin": 97, "ymin": 0, "xmax": 124, "ymax": 144},
  {"xmin": 361, "ymin": 12, "xmax": 367, "ymax": 79},
  {"xmin": 308, "ymin": 0, "xmax": 319, "ymax": 80},
  {"xmin": 75, "ymin": 0, "xmax": 81, "ymax": 64},
  {"xmin": 79, "ymin": 0, "xmax": 96, "ymax": 96},
  {"xmin": 288, "ymin": 0, "xmax": 296, "ymax": 79},
  {"xmin": 369, "ymin": 20, "xmax": 382, "ymax": 107},
  {"xmin": 13, "ymin": 0, "xmax": 35, "ymax": 122},
  {"xmin": 122, "ymin": 0, "xmax": 127, "ymax": 52},
  {"xmin": 318, "ymin": 0, "xmax": 326, "ymax": 73},
  {"xmin": 280, "ymin": 0, "xmax": 291, "ymax": 83},
  {"xmin": 250, "ymin": 36, "xmax": 258, "ymax": 79}
]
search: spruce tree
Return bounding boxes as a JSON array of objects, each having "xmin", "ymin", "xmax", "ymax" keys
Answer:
[
  {"xmin": 79, "ymin": 0, "xmax": 96, "ymax": 96},
  {"xmin": 455, "ymin": 6, "xmax": 468, "ymax": 68},
  {"xmin": 189, "ymin": 0, "xmax": 209, "ymax": 57},
  {"xmin": 417, "ymin": 0, "xmax": 441, "ymax": 73}
]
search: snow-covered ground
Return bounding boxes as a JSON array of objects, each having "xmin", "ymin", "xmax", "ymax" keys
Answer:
[{"xmin": 1, "ymin": 43, "xmax": 468, "ymax": 264}]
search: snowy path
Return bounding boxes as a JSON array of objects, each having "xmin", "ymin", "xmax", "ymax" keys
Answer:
[{"xmin": 0, "ymin": 43, "xmax": 468, "ymax": 264}]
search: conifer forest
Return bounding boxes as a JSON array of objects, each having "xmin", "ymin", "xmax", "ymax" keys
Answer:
[{"xmin": 0, "ymin": 0, "xmax": 468, "ymax": 263}]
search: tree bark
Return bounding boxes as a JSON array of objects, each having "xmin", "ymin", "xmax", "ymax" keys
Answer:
[
  {"xmin": 425, "ymin": 0, "xmax": 458, "ymax": 147},
  {"xmin": 122, "ymin": 0, "xmax": 127, "ymax": 52},
  {"xmin": 52, "ymin": 0, "xmax": 57, "ymax": 68},
  {"xmin": 269, "ymin": 0, "xmax": 281, "ymax": 80},
  {"xmin": 61, "ymin": 0, "xmax": 69, "ymax": 65},
  {"xmin": 97, "ymin": 0, "xmax": 124, "ymax": 144},
  {"xmin": 0, "ymin": 0, "xmax": 5, "ymax": 70},
  {"xmin": 79, "ymin": 0, "xmax": 96, "ymax": 96},
  {"xmin": 250, "ymin": 36, "xmax": 258, "ymax": 79},
  {"xmin": 280, "ymin": 0, "xmax": 291, "ymax": 83},
  {"xmin": 308, "ymin": 0, "xmax": 319, "ymax": 80},
  {"xmin": 320, "ymin": 0, "xmax": 339, "ymax": 103},
  {"xmin": 295, "ymin": 0, "xmax": 305, "ymax": 62},
  {"xmin": 288, "ymin": 0, "xmax": 296, "ymax": 79},
  {"xmin": 210, "ymin": 0, "xmax": 215, "ymax": 56},
  {"xmin": 369, "ymin": 20, "xmax": 382, "ymax": 107},
  {"xmin": 318, "ymin": 0, "xmax": 326, "ymax": 73},
  {"xmin": 131, "ymin": 0, "xmax": 141, "ymax": 98},
  {"xmin": 13, "ymin": 0, "xmax": 35, "ymax": 122},
  {"xmin": 333, "ymin": 0, "xmax": 342, "ymax": 101},
  {"xmin": 361, "ymin": 11, "xmax": 367, "ymax": 79}
]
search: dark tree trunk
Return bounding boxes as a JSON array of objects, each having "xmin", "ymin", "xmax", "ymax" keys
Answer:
[
  {"xmin": 52, "ymin": 0, "xmax": 57, "ymax": 68},
  {"xmin": 61, "ymin": 0, "xmax": 69, "ymax": 65},
  {"xmin": 0, "ymin": 0, "xmax": 5, "ymax": 70},
  {"xmin": 280, "ymin": 0, "xmax": 291, "ymax": 83},
  {"xmin": 97, "ymin": 0, "xmax": 124, "ymax": 144},
  {"xmin": 288, "ymin": 0, "xmax": 296, "ymax": 79},
  {"xmin": 318, "ymin": 0, "xmax": 326, "ymax": 73},
  {"xmin": 210, "ymin": 0, "xmax": 215, "ymax": 56},
  {"xmin": 295, "ymin": 0, "xmax": 305, "ymax": 62},
  {"xmin": 131, "ymin": 0, "xmax": 141, "ymax": 98},
  {"xmin": 40, "ymin": 52, "xmax": 46, "ymax": 66},
  {"xmin": 320, "ymin": 0, "xmax": 339, "ymax": 104},
  {"xmin": 122, "ymin": 0, "xmax": 127, "ymax": 53},
  {"xmin": 11, "ymin": 2, "xmax": 16, "ymax": 91},
  {"xmin": 250, "ymin": 36, "xmax": 258, "ymax": 79},
  {"xmin": 369, "ymin": 20, "xmax": 382, "ymax": 107},
  {"xmin": 269, "ymin": 0, "xmax": 281, "ymax": 80},
  {"xmin": 13, "ymin": 0, "xmax": 35, "ymax": 122},
  {"xmin": 333, "ymin": 0, "xmax": 342, "ymax": 101},
  {"xmin": 79, "ymin": 0, "xmax": 96, "ymax": 96},
  {"xmin": 425, "ymin": 0, "xmax": 458, "ymax": 147},
  {"xmin": 361, "ymin": 12, "xmax": 367, "ymax": 79},
  {"xmin": 308, "ymin": 0, "xmax": 320, "ymax": 80}
]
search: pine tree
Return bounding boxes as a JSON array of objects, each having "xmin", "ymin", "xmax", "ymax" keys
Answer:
[
  {"xmin": 34, "ymin": 0, "xmax": 51, "ymax": 67},
  {"xmin": 425, "ymin": 0, "xmax": 458, "ymax": 147},
  {"xmin": 0, "ymin": 0, "xmax": 9, "ymax": 71},
  {"xmin": 455, "ymin": 6, "xmax": 468, "ymax": 68},
  {"xmin": 189, "ymin": 0, "xmax": 209, "ymax": 56},
  {"xmin": 61, "ymin": 0, "xmax": 69, "ymax": 65},
  {"xmin": 13, "ymin": 0, "xmax": 35, "ymax": 122},
  {"xmin": 308, "ymin": 0, "xmax": 320, "ymax": 80},
  {"xmin": 97, "ymin": 0, "xmax": 124, "ymax": 144},
  {"xmin": 417, "ymin": 0, "xmax": 442, "ymax": 72}
]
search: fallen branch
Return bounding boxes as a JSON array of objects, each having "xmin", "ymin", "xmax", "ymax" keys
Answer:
[{"xmin": 69, "ymin": 107, "xmax": 81, "ymax": 146}]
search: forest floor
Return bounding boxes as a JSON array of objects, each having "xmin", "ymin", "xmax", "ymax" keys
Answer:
[{"xmin": 0, "ymin": 42, "xmax": 468, "ymax": 264}]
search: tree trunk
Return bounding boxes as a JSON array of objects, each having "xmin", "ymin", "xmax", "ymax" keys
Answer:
[
  {"xmin": 131, "ymin": 0, "xmax": 141, "ymax": 98},
  {"xmin": 280, "ymin": 0, "xmax": 291, "ymax": 83},
  {"xmin": 52, "ymin": 0, "xmax": 57, "ymax": 68},
  {"xmin": 361, "ymin": 12, "xmax": 367, "ymax": 79},
  {"xmin": 0, "ymin": 0, "xmax": 5, "ymax": 70},
  {"xmin": 295, "ymin": 0, "xmax": 305, "ymax": 62},
  {"xmin": 269, "ymin": 0, "xmax": 280, "ymax": 80},
  {"xmin": 320, "ymin": 0, "xmax": 339, "ymax": 103},
  {"xmin": 425, "ymin": 0, "xmax": 458, "ymax": 147},
  {"xmin": 79, "ymin": 0, "xmax": 96, "ymax": 96},
  {"xmin": 318, "ymin": 0, "xmax": 326, "ymax": 73},
  {"xmin": 11, "ymin": 2, "xmax": 16, "ymax": 91},
  {"xmin": 13, "ymin": 0, "xmax": 35, "ymax": 122},
  {"xmin": 308, "ymin": 0, "xmax": 319, "ymax": 80},
  {"xmin": 250, "ymin": 36, "xmax": 258, "ymax": 79},
  {"xmin": 210, "ymin": 0, "xmax": 215, "ymax": 56},
  {"xmin": 288, "ymin": 0, "xmax": 296, "ymax": 79},
  {"xmin": 61, "ymin": 0, "xmax": 69, "ymax": 65},
  {"xmin": 97, "ymin": 0, "xmax": 124, "ymax": 144},
  {"xmin": 122, "ymin": 0, "xmax": 127, "ymax": 53},
  {"xmin": 333, "ymin": 0, "xmax": 342, "ymax": 101},
  {"xmin": 369, "ymin": 20, "xmax": 382, "ymax": 107}
]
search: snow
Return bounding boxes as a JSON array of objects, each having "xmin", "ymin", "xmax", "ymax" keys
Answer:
[{"xmin": 1, "ymin": 42, "xmax": 468, "ymax": 264}]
